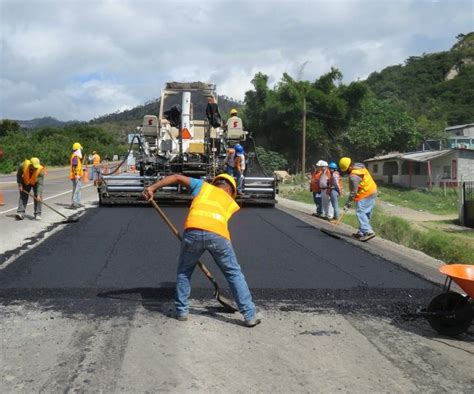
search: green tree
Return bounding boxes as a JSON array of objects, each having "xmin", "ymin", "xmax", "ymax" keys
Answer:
[{"xmin": 0, "ymin": 119, "xmax": 21, "ymax": 137}]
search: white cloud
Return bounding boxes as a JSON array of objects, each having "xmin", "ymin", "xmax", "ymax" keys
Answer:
[{"xmin": 0, "ymin": 0, "xmax": 472, "ymax": 121}]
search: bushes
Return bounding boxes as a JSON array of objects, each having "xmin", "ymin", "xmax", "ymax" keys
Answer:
[
  {"xmin": 255, "ymin": 146, "xmax": 288, "ymax": 173},
  {"xmin": 0, "ymin": 125, "xmax": 127, "ymax": 173}
]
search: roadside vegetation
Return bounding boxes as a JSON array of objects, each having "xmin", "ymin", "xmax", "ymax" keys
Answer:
[{"xmin": 0, "ymin": 120, "xmax": 128, "ymax": 173}]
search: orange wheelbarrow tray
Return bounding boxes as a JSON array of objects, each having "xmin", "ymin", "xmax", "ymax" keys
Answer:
[{"xmin": 421, "ymin": 264, "xmax": 474, "ymax": 337}]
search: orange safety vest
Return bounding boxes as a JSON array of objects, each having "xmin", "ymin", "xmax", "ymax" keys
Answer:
[
  {"xmin": 184, "ymin": 182, "xmax": 240, "ymax": 240},
  {"xmin": 92, "ymin": 154, "xmax": 101, "ymax": 166},
  {"xmin": 350, "ymin": 167, "xmax": 377, "ymax": 201},
  {"xmin": 22, "ymin": 160, "xmax": 44, "ymax": 185},
  {"xmin": 70, "ymin": 153, "xmax": 83, "ymax": 179},
  {"xmin": 310, "ymin": 171, "xmax": 322, "ymax": 192}
]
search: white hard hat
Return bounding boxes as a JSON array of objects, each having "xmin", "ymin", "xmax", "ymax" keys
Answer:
[{"xmin": 316, "ymin": 160, "xmax": 328, "ymax": 167}]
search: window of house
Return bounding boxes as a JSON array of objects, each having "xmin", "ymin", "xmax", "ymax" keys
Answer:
[
  {"xmin": 372, "ymin": 164, "xmax": 378, "ymax": 174},
  {"xmin": 442, "ymin": 165, "xmax": 451, "ymax": 179}
]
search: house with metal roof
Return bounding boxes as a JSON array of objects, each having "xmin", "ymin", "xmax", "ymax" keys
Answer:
[
  {"xmin": 364, "ymin": 148, "xmax": 474, "ymax": 189},
  {"xmin": 444, "ymin": 123, "xmax": 474, "ymax": 149}
]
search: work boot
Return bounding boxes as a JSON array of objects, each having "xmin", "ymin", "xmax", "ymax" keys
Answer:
[
  {"xmin": 176, "ymin": 313, "xmax": 188, "ymax": 322},
  {"xmin": 352, "ymin": 231, "xmax": 363, "ymax": 239},
  {"xmin": 244, "ymin": 318, "xmax": 261, "ymax": 328},
  {"xmin": 15, "ymin": 213, "xmax": 24, "ymax": 220},
  {"xmin": 34, "ymin": 214, "xmax": 41, "ymax": 221},
  {"xmin": 359, "ymin": 232, "xmax": 375, "ymax": 242}
]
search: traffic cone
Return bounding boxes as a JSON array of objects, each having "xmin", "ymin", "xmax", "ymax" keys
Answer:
[
  {"xmin": 82, "ymin": 167, "xmax": 89, "ymax": 183},
  {"xmin": 0, "ymin": 190, "xmax": 4, "ymax": 206}
]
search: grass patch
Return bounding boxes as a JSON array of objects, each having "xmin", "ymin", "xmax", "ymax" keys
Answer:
[
  {"xmin": 348, "ymin": 209, "xmax": 474, "ymax": 264},
  {"xmin": 377, "ymin": 184, "xmax": 458, "ymax": 215},
  {"xmin": 280, "ymin": 180, "xmax": 459, "ymax": 215}
]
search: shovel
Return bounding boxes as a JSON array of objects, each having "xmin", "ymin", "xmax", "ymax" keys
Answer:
[
  {"xmin": 21, "ymin": 190, "xmax": 79, "ymax": 224},
  {"xmin": 148, "ymin": 198, "xmax": 238, "ymax": 313}
]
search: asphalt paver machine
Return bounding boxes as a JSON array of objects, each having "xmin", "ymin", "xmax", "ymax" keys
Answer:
[{"xmin": 98, "ymin": 82, "xmax": 277, "ymax": 206}]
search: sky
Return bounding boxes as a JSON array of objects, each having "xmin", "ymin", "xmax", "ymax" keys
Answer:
[{"xmin": 0, "ymin": 0, "xmax": 473, "ymax": 121}]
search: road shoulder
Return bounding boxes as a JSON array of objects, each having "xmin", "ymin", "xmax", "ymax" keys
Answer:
[{"xmin": 276, "ymin": 196, "xmax": 446, "ymax": 286}]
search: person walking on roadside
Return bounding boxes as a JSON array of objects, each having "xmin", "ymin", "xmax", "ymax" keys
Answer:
[
  {"xmin": 15, "ymin": 157, "xmax": 45, "ymax": 220},
  {"xmin": 143, "ymin": 173, "xmax": 260, "ymax": 327},
  {"xmin": 90, "ymin": 150, "xmax": 101, "ymax": 186},
  {"xmin": 309, "ymin": 161, "xmax": 324, "ymax": 217},
  {"xmin": 339, "ymin": 157, "xmax": 378, "ymax": 241},
  {"xmin": 224, "ymin": 144, "xmax": 245, "ymax": 195},
  {"xmin": 327, "ymin": 161, "xmax": 343, "ymax": 223},
  {"xmin": 70, "ymin": 142, "xmax": 84, "ymax": 209}
]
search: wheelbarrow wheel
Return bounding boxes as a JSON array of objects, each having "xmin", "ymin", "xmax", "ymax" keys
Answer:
[{"xmin": 427, "ymin": 291, "xmax": 473, "ymax": 337}]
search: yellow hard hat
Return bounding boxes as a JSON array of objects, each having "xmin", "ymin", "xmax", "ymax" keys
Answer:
[
  {"xmin": 30, "ymin": 157, "xmax": 41, "ymax": 169},
  {"xmin": 230, "ymin": 108, "xmax": 238, "ymax": 116},
  {"xmin": 339, "ymin": 157, "xmax": 352, "ymax": 172},
  {"xmin": 212, "ymin": 173, "xmax": 237, "ymax": 198},
  {"xmin": 72, "ymin": 142, "xmax": 83, "ymax": 150}
]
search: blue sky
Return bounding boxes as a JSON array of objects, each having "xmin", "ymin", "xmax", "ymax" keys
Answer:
[{"xmin": 0, "ymin": 0, "xmax": 473, "ymax": 121}]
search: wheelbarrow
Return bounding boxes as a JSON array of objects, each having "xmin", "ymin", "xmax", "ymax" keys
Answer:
[{"xmin": 422, "ymin": 264, "xmax": 474, "ymax": 337}]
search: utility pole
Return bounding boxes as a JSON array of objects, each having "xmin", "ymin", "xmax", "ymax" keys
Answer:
[
  {"xmin": 297, "ymin": 61, "xmax": 310, "ymax": 177},
  {"xmin": 302, "ymin": 96, "xmax": 306, "ymax": 176}
]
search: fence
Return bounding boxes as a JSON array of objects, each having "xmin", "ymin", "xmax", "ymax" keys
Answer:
[{"xmin": 461, "ymin": 181, "xmax": 474, "ymax": 228}]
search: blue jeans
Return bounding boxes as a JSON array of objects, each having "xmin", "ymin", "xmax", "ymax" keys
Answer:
[
  {"xmin": 71, "ymin": 178, "xmax": 82, "ymax": 205},
  {"xmin": 355, "ymin": 194, "xmax": 376, "ymax": 234},
  {"xmin": 312, "ymin": 192, "xmax": 322, "ymax": 215},
  {"xmin": 176, "ymin": 229, "xmax": 256, "ymax": 320},
  {"xmin": 329, "ymin": 189, "xmax": 340, "ymax": 219},
  {"xmin": 226, "ymin": 166, "xmax": 243, "ymax": 193}
]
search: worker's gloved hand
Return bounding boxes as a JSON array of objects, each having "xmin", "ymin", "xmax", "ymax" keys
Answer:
[
  {"xmin": 36, "ymin": 195, "xmax": 43, "ymax": 202},
  {"xmin": 75, "ymin": 175, "xmax": 81, "ymax": 181},
  {"xmin": 343, "ymin": 203, "xmax": 351, "ymax": 212},
  {"xmin": 18, "ymin": 185, "xmax": 24, "ymax": 193}
]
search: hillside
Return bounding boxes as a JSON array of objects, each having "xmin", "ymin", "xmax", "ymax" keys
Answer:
[{"xmin": 365, "ymin": 32, "xmax": 474, "ymax": 128}]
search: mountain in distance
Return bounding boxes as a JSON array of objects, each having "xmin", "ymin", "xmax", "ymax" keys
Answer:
[
  {"xmin": 365, "ymin": 32, "xmax": 474, "ymax": 126},
  {"xmin": 18, "ymin": 116, "xmax": 80, "ymax": 129}
]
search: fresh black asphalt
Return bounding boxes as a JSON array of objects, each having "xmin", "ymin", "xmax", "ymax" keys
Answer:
[{"xmin": 0, "ymin": 206, "xmax": 437, "ymax": 306}]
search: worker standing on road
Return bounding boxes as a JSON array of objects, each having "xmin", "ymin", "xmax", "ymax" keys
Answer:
[
  {"xmin": 70, "ymin": 142, "xmax": 84, "ymax": 209},
  {"xmin": 319, "ymin": 161, "xmax": 334, "ymax": 220},
  {"xmin": 90, "ymin": 150, "xmax": 101, "ymax": 186},
  {"xmin": 15, "ymin": 157, "xmax": 44, "ymax": 221},
  {"xmin": 327, "ymin": 161, "xmax": 343, "ymax": 223},
  {"xmin": 143, "ymin": 173, "xmax": 260, "ymax": 327},
  {"xmin": 310, "ymin": 161, "xmax": 324, "ymax": 217},
  {"xmin": 225, "ymin": 144, "xmax": 245, "ymax": 195},
  {"xmin": 339, "ymin": 157, "xmax": 378, "ymax": 241}
]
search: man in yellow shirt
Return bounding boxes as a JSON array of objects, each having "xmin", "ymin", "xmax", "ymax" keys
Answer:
[{"xmin": 143, "ymin": 173, "xmax": 260, "ymax": 327}]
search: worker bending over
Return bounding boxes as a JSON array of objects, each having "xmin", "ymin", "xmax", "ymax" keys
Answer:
[
  {"xmin": 16, "ymin": 157, "xmax": 44, "ymax": 220},
  {"xmin": 224, "ymin": 144, "xmax": 245, "ymax": 195},
  {"xmin": 339, "ymin": 157, "xmax": 378, "ymax": 241},
  {"xmin": 143, "ymin": 173, "xmax": 260, "ymax": 327}
]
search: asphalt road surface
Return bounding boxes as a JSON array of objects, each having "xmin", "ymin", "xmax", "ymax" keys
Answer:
[{"xmin": 1, "ymin": 176, "xmax": 473, "ymax": 392}]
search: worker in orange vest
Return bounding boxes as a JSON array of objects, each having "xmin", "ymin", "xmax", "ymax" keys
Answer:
[
  {"xmin": 70, "ymin": 142, "xmax": 84, "ymax": 209},
  {"xmin": 339, "ymin": 157, "xmax": 378, "ymax": 241},
  {"xmin": 90, "ymin": 150, "xmax": 101, "ymax": 186},
  {"xmin": 16, "ymin": 157, "xmax": 45, "ymax": 220},
  {"xmin": 143, "ymin": 173, "xmax": 260, "ymax": 327}
]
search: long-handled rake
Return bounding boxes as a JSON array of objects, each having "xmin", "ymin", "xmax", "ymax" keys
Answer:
[
  {"xmin": 21, "ymin": 190, "xmax": 79, "ymax": 224},
  {"xmin": 148, "ymin": 198, "xmax": 238, "ymax": 313}
]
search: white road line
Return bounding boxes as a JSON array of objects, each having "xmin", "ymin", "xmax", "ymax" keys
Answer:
[{"xmin": 0, "ymin": 184, "xmax": 94, "ymax": 215}]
